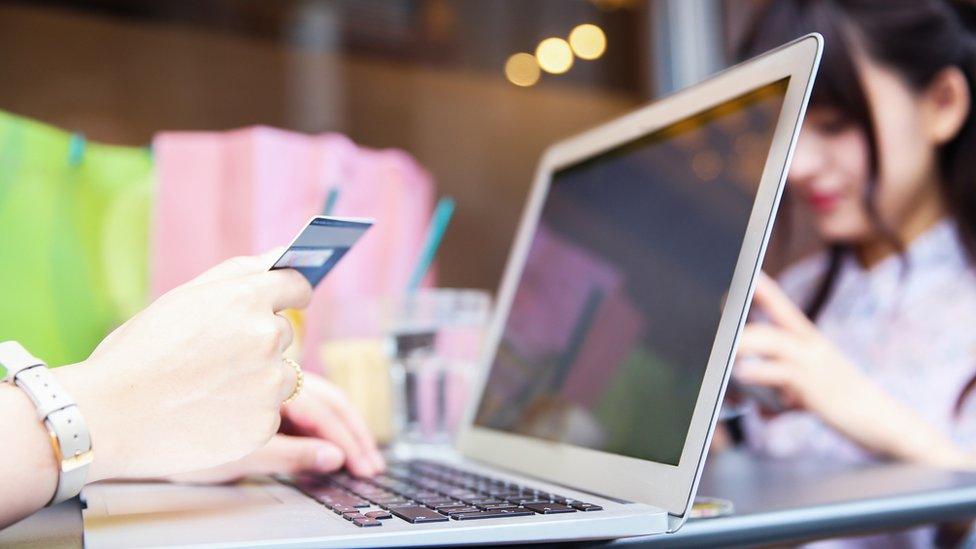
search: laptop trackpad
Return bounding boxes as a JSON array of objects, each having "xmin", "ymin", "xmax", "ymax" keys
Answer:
[{"xmin": 85, "ymin": 481, "xmax": 281, "ymax": 517}]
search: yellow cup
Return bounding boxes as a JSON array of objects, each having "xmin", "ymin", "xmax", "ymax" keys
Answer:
[{"xmin": 320, "ymin": 338, "xmax": 395, "ymax": 445}]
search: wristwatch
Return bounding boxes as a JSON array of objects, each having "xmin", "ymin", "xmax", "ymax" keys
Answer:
[{"xmin": 0, "ymin": 341, "xmax": 92, "ymax": 506}]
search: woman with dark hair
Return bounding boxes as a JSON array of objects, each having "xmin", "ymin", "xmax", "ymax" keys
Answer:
[{"xmin": 732, "ymin": 0, "xmax": 976, "ymax": 477}]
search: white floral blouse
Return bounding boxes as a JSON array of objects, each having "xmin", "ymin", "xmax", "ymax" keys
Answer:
[
  {"xmin": 741, "ymin": 219, "xmax": 976, "ymax": 547},
  {"xmin": 743, "ymin": 219, "xmax": 976, "ymax": 460}
]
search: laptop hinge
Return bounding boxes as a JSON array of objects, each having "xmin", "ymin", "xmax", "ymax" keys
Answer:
[{"xmin": 667, "ymin": 513, "xmax": 688, "ymax": 533}]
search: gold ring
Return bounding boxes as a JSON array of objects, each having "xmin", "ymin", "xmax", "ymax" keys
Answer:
[{"xmin": 282, "ymin": 358, "xmax": 303, "ymax": 405}]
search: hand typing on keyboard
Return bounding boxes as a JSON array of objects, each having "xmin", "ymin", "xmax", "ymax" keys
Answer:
[
  {"xmin": 295, "ymin": 460, "xmax": 603, "ymax": 527},
  {"xmin": 168, "ymin": 373, "xmax": 386, "ymax": 484}
]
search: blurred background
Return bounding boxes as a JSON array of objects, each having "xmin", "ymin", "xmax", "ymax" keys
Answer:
[{"xmin": 0, "ymin": 0, "xmax": 793, "ymax": 292}]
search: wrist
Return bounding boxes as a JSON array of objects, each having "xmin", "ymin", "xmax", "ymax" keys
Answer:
[
  {"xmin": 887, "ymin": 426, "xmax": 973, "ymax": 469},
  {"xmin": 52, "ymin": 361, "xmax": 123, "ymax": 482},
  {"xmin": 0, "ymin": 383, "xmax": 59, "ymax": 506},
  {"xmin": 858, "ymin": 385, "xmax": 973, "ymax": 469}
]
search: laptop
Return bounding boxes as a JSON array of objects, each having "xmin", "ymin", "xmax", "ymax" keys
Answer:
[{"xmin": 81, "ymin": 34, "xmax": 822, "ymax": 548}]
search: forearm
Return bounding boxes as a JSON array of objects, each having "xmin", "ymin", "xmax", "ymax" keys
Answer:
[
  {"xmin": 834, "ymin": 382, "xmax": 973, "ymax": 469},
  {"xmin": 0, "ymin": 383, "xmax": 58, "ymax": 527},
  {"xmin": 0, "ymin": 361, "xmax": 121, "ymax": 528}
]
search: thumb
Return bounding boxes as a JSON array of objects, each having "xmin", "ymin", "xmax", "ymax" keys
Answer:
[
  {"xmin": 168, "ymin": 435, "xmax": 346, "ymax": 484},
  {"xmin": 256, "ymin": 435, "xmax": 346, "ymax": 475},
  {"xmin": 186, "ymin": 247, "xmax": 288, "ymax": 288}
]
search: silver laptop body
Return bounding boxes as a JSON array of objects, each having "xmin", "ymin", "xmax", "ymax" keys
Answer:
[{"xmin": 81, "ymin": 34, "xmax": 822, "ymax": 548}]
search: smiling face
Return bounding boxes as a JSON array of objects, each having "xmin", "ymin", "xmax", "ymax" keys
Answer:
[{"xmin": 787, "ymin": 57, "xmax": 946, "ymax": 253}]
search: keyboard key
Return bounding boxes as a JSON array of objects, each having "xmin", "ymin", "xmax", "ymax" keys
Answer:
[
  {"xmin": 364, "ymin": 510, "xmax": 393, "ymax": 520},
  {"xmin": 352, "ymin": 518, "xmax": 382, "ymax": 527},
  {"xmin": 381, "ymin": 501, "xmax": 420, "ymax": 510},
  {"xmin": 452, "ymin": 509, "xmax": 535, "ymax": 520},
  {"xmin": 507, "ymin": 498, "xmax": 548, "ymax": 505},
  {"xmin": 467, "ymin": 498, "xmax": 503, "ymax": 505},
  {"xmin": 419, "ymin": 498, "xmax": 456, "ymax": 507},
  {"xmin": 314, "ymin": 494, "xmax": 360, "ymax": 505},
  {"xmin": 522, "ymin": 502, "xmax": 577, "ymax": 514},
  {"xmin": 371, "ymin": 496, "xmax": 409, "ymax": 505},
  {"xmin": 488, "ymin": 489, "xmax": 522, "ymax": 497},
  {"xmin": 479, "ymin": 503, "xmax": 520, "ymax": 511},
  {"xmin": 572, "ymin": 503, "xmax": 603, "ymax": 512},
  {"xmin": 443, "ymin": 506, "xmax": 480, "ymax": 515},
  {"xmin": 446, "ymin": 490, "xmax": 481, "ymax": 499},
  {"xmin": 432, "ymin": 502, "xmax": 466, "ymax": 510},
  {"xmin": 342, "ymin": 512, "xmax": 363, "ymax": 521},
  {"xmin": 389, "ymin": 505, "xmax": 450, "ymax": 523},
  {"xmin": 332, "ymin": 505, "xmax": 357, "ymax": 514}
]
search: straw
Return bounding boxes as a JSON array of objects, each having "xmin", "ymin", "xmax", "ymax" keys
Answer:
[
  {"xmin": 406, "ymin": 197, "xmax": 455, "ymax": 295},
  {"xmin": 322, "ymin": 187, "xmax": 340, "ymax": 216},
  {"xmin": 67, "ymin": 133, "xmax": 86, "ymax": 167}
]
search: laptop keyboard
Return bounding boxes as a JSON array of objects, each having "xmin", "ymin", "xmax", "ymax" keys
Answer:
[{"xmin": 293, "ymin": 459, "xmax": 603, "ymax": 528}]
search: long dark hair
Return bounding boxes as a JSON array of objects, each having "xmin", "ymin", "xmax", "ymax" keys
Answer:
[
  {"xmin": 738, "ymin": 0, "xmax": 976, "ymax": 411},
  {"xmin": 740, "ymin": 0, "xmax": 976, "ymax": 314}
]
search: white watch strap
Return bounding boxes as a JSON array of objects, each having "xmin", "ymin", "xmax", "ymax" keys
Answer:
[
  {"xmin": 13, "ymin": 365, "xmax": 77, "ymax": 418},
  {"xmin": 0, "ymin": 342, "xmax": 92, "ymax": 506},
  {"xmin": 0, "ymin": 341, "xmax": 44, "ymax": 380},
  {"xmin": 45, "ymin": 406, "xmax": 93, "ymax": 504}
]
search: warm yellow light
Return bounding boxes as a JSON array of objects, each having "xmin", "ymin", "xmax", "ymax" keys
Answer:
[
  {"xmin": 505, "ymin": 52, "xmax": 541, "ymax": 87},
  {"xmin": 535, "ymin": 37, "xmax": 574, "ymax": 74},
  {"xmin": 569, "ymin": 24, "xmax": 606, "ymax": 60}
]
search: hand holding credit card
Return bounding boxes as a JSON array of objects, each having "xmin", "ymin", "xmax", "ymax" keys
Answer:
[{"xmin": 270, "ymin": 216, "xmax": 373, "ymax": 287}]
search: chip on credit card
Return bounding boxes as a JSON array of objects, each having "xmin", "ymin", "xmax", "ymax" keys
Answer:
[{"xmin": 270, "ymin": 216, "xmax": 373, "ymax": 287}]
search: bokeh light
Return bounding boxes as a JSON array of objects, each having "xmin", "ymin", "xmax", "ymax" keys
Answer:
[
  {"xmin": 691, "ymin": 150, "xmax": 723, "ymax": 181},
  {"xmin": 569, "ymin": 24, "xmax": 607, "ymax": 60},
  {"xmin": 505, "ymin": 52, "xmax": 541, "ymax": 87},
  {"xmin": 535, "ymin": 37, "xmax": 574, "ymax": 74}
]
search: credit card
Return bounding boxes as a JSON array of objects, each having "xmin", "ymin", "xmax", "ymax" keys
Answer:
[{"xmin": 270, "ymin": 216, "xmax": 373, "ymax": 287}]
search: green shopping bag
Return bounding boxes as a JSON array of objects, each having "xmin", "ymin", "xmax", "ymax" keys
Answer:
[{"xmin": 0, "ymin": 111, "xmax": 152, "ymax": 368}]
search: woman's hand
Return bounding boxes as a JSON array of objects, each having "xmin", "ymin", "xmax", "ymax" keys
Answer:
[
  {"xmin": 733, "ymin": 272, "xmax": 874, "ymax": 421},
  {"xmin": 167, "ymin": 373, "xmax": 386, "ymax": 484},
  {"xmin": 53, "ymin": 251, "xmax": 312, "ymax": 482},
  {"xmin": 734, "ymin": 272, "xmax": 972, "ymax": 468}
]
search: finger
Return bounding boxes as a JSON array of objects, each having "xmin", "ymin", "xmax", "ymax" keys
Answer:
[
  {"xmin": 248, "ymin": 435, "xmax": 345, "ymax": 475},
  {"xmin": 172, "ymin": 435, "xmax": 347, "ymax": 484},
  {"xmin": 752, "ymin": 272, "xmax": 815, "ymax": 335},
  {"xmin": 274, "ymin": 313, "xmax": 295, "ymax": 354},
  {"xmin": 187, "ymin": 248, "xmax": 286, "ymax": 288},
  {"xmin": 317, "ymin": 382, "xmax": 386, "ymax": 472},
  {"xmin": 284, "ymin": 397, "xmax": 377, "ymax": 477},
  {"xmin": 733, "ymin": 358, "xmax": 794, "ymax": 389},
  {"xmin": 736, "ymin": 323, "xmax": 802, "ymax": 361},
  {"xmin": 246, "ymin": 269, "xmax": 314, "ymax": 312}
]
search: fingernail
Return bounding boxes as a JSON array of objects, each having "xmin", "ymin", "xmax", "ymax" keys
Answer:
[
  {"xmin": 356, "ymin": 456, "xmax": 377, "ymax": 476},
  {"xmin": 316, "ymin": 446, "xmax": 343, "ymax": 470},
  {"xmin": 372, "ymin": 452, "xmax": 386, "ymax": 471}
]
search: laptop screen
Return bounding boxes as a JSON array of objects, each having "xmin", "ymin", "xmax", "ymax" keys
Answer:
[{"xmin": 473, "ymin": 78, "xmax": 789, "ymax": 466}]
